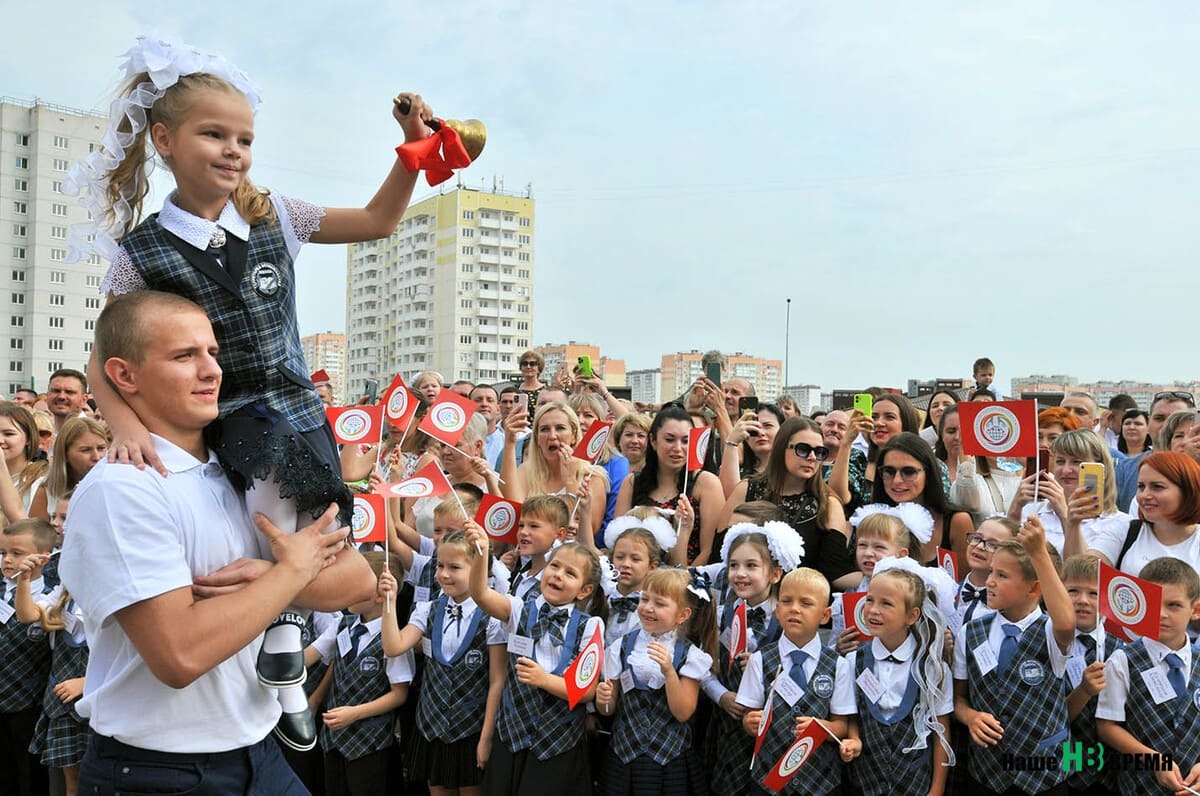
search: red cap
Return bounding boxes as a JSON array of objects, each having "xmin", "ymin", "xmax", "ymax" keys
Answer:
[{"xmin": 311, "ymin": 369, "xmax": 331, "ymax": 386}]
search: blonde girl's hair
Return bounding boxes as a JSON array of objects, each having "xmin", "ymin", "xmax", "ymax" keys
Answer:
[
  {"xmin": 45, "ymin": 417, "xmax": 110, "ymax": 500},
  {"xmin": 437, "ymin": 528, "xmax": 473, "ymax": 558},
  {"xmin": 856, "ymin": 513, "xmax": 916, "ymax": 558},
  {"xmin": 108, "ymin": 71, "xmax": 274, "ymax": 238},
  {"xmin": 524, "ymin": 403, "xmax": 609, "ymax": 498},
  {"xmin": 642, "ymin": 567, "xmax": 718, "ymax": 662},
  {"xmin": 0, "ymin": 404, "xmax": 48, "ymax": 498}
]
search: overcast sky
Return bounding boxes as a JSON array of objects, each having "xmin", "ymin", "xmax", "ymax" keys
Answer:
[{"xmin": 7, "ymin": 2, "xmax": 1200, "ymax": 393}]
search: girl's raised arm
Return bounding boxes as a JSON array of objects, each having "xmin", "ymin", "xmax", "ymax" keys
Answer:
[{"xmin": 466, "ymin": 521, "xmax": 512, "ymax": 623}]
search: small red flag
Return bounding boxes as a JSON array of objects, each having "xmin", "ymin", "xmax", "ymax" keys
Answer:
[
  {"xmin": 842, "ymin": 591, "xmax": 873, "ymax": 641},
  {"xmin": 760, "ymin": 719, "xmax": 838, "ymax": 793},
  {"xmin": 752, "ymin": 682, "xmax": 774, "ymax": 765},
  {"xmin": 573, "ymin": 422, "xmax": 613, "ymax": 464},
  {"xmin": 418, "ymin": 388, "xmax": 479, "ymax": 447},
  {"xmin": 937, "ymin": 547, "xmax": 959, "ymax": 582},
  {"xmin": 350, "ymin": 494, "xmax": 387, "ymax": 544},
  {"xmin": 958, "ymin": 400, "xmax": 1039, "ymax": 459},
  {"xmin": 376, "ymin": 461, "xmax": 454, "ymax": 500},
  {"xmin": 381, "ymin": 374, "xmax": 418, "ymax": 429},
  {"xmin": 475, "ymin": 494, "xmax": 521, "ymax": 545},
  {"xmin": 729, "ymin": 601, "xmax": 749, "ymax": 665},
  {"xmin": 326, "ymin": 405, "xmax": 385, "ymax": 445},
  {"xmin": 688, "ymin": 427, "xmax": 712, "ymax": 471},
  {"xmin": 564, "ymin": 623, "xmax": 604, "ymax": 709},
  {"xmin": 1099, "ymin": 561, "xmax": 1162, "ymax": 642}
]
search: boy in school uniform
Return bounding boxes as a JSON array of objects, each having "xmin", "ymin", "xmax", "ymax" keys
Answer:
[
  {"xmin": 953, "ymin": 515, "xmax": 1075, "ymax": 796},
  {"xmin": 1097, "ymin": 556, "xmax": 1200, "ymax": 795},
  {"xmin": 0, "ymin": 518, "xmax": 56, "ymax": 796},
  {"xmin": 1061, "ymin": 555, "xmax": 1120, "ymax": 795},
  {"xmin": 309, "ymin": 552, "xmax": 413, "ymax": 796}
]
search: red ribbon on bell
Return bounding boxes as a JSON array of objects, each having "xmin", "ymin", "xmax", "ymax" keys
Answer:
[{"xmin": 396, "ymin": 123, "xmax": 472, "ymax": 186}]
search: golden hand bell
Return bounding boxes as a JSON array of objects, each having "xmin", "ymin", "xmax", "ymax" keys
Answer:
[{"xmin": 394, "ymin": 96, "xmax": 487, "ymax": 162}]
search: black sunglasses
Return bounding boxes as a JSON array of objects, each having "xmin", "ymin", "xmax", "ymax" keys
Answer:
[
  {"xmin": 519, "ymin": 360, "xmax": 539, "ymax": 367},
  {"xmin": 879, "ymin": 465, "xmax": 923, "ymax": 481},
  {"xmin": 1154, "ymin": 391, "xmax": 1195, "ymax": 407},
  {"xmin": 788, "ymin": 441, "xmax": 830, "ymax": 461}
]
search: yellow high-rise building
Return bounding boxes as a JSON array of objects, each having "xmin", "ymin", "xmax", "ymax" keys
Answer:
[{"xmin": 345, "ymin": 186, "xmax": 534, "ymax": 394}]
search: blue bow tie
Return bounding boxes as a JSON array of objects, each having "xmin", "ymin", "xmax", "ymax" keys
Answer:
[
  {"xmin": 534, "ymin": 605, "xmax": 569, "ymax": 647},
  {"xmin": 961, "ymin": 581, "xmax": 985, "ymax": 603},
  {"xmin": 611, "ymin": 596, "xmax": 640, "ymax": 624}
]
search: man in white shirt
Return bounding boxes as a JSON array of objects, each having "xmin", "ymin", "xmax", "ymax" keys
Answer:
[{"xmin": 61, "ymin": 291, "xmax": 370, "ymax": 794}]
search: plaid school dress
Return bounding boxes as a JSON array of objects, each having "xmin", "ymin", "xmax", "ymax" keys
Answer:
[
  {"xmin": 848, "ymin": 644, "xmax": 935, "ymax": 796},
  {"xmin": 745, "ymin": 643, "xmax": 842, "ymax": 796},
  {"xmin": 495, "ymin": 597, "xmax": 590, "ymax": 760},
  {"xmin": 30, "ymin": 609, "xmax": 89, "ymax": 768},
  {"xmin": 416, "ymin": 595, "xmax": 491, "ymax": 743},
  {"xmin": 610, "ymin": 629, "xmax": 693, "ymax": 765},
  {"xmin": 1115, "ymin": 640, "xmax": 1200, "ymax": 796},
  {"xmin": 962, "ymin": 614, "xmax": 1069, "ymax": 793},
  {"xmin": 0, "ymin": 582, "xmax": 52, "ymax": 714},
  {"xmin": 1065, "ymin": 631, "xmax": 1121, "ymax": 792},
  {"xmin": 319, "ymin": 617, "xmax": 397, "ymax": 761}
]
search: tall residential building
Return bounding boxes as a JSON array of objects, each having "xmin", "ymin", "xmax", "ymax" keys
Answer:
[
  {"xmin": 300, "ymin": 331, "xmax": 346, "ymax": 403},
  {"xmin": 534, "ymin": 341, "xmax": 626, "ymax": 388},
  {"xmin": 659, "ymin": 350, "xmax": 781, "ymax": 404},
  {"xmin": 1011, "ymin": 374, "xmax": 1200, "ymax": 411},
  {"xmin": 781, "ymin": 384, "xmax": 824, "ymax": 413},
  {"xmin": 0, "ymin": 98, "xmax": 107, "ymax": 396},
  {"xmin": 627, "ymin": 368, "xmax": 661, "ymax": 405},
  {"xmin": 345, "ymin": 186, "xmax": 534, "ymax": 396}
]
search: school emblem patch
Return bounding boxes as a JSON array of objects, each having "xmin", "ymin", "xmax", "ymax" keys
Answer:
[
  {"xmin": 26, "ymin": 625, "xmax": 44, "ymax": 640},
  {"xmin": 359, "ymin": 656, "xmax": 380, "ymax": 674},
  {"xmin": 465, "ymin": 649, "xmax": 485, "ymax": 670},
  {"xmin": 252, "ymin": 262, "xmax": 281, "ymax": 297},
  {"xmin": 1018, "ymin": 660, "xmax": 1045, "ymax": 686},
  {"xmin": 811, "ymin": 674, "xmax": 834, "ymax": 698}
]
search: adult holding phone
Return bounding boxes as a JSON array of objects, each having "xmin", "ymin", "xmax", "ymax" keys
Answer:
[{"xmin": 718, "ymin": 402, "xmax": 785, "ymax": 497}]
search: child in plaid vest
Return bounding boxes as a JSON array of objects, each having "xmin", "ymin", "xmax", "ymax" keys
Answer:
[
  {"xmin": 0, "ymin": 519, "xmax": 55, "ymax": 795},
  {"xmin": 307, "ymin": 552, "xmax": 413, "ymax": 796},
  {"xmin": 595, "ymin": 567, "xmax": 716, "ymax": 795},
  {"xmin": 13, "ymin": 504, "xmax": 91, "ymax": 796},
  {"xmin": 380, "ymin": 527, "xmax": 507, "ymax": 793},
  {"xmin": 467, "ymin": 524, "xmax": 608, "ymax": 796},
  {"xmin": 833, "ymin": 558, "xmax": 956, "ymax": 796},
  {"xmin": 72, "ymin": 34, "xmax": 424, "ymax": 752},
  {"xmin": 1060, "ymin": 554, "xmax": 1121, "ymax": 795},
  {"xmin": 736, "ymin": 567, "xmax": 843, "ymax": 796},
  {"xmin": 953, "ymin": 515, "xmax": 1075, "ymax": 795},
  {"xmin": 601, "ymin": 513, "xmax": 676, "ymax": 647},
  {"xmin": 704, "ymin": 522, "xmax": 804, "ymax": 794},
  {"xmin": 1098, "ymin": 556, "xmax": 1200, "ymax": 795}
]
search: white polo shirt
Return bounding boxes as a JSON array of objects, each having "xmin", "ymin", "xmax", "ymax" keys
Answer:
[{"xmin": 60, "ymin": 435, "xmax": 279, "ymax": 752}]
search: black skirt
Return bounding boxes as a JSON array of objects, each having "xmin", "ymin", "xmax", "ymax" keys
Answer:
[
  {"xmin": 405, "ymin": 729, "xmax": 484, "ymax": 789},
  {"xmin": 602, "ymin": 749, "xmax": 708, "ymax": 796},
  {"xmin": 483, "ymin": 737, "xmax": 590, "ymax": 796}
]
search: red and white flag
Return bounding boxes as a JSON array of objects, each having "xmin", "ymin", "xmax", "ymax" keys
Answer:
[
  {"xmin": 326, "ymin": 405, "xmax": 385, "ymax": 446},
  {"xmin": 418, "ymin": 388, "xmax": 479, "ymax": 447},
  {"xmin": 564, "ymin": 623, "xmax": 604, "ymax": 709},
  {"xmin": 937, "ymin": 547, "xmax": 959, "ymax": 582},
  {"xmin": 842, "ymin": 591, "xmax": 873, "ymax": 641},
  {"xmin": 1099, "ymin": 561, "xmax": 1162, "ymax": 642},
  {"xmin": 350, "ymin": 494, "xmax": 387, "ymax": 544},
  {"xmin": 376, "ymin": 461, "xmax": 453, "ymax": 501},
  {"xmin": 958, "ymin": 400, "xmax": 1038, "ymax": 458},
  {"xmin": 760, "ymin": 719, "xmax": 839, "ymax": 793},
  {"xmin": 728, "ymin": 601, "xmax": 748, "ymax": 666},
  {"xmin": 752, "ymin": 679, "xmax": 774, "ymax": 767},
  {"xmin": 573, "ymin": 422, "xmax": 613, "ymax": 464},
  {"xmin": 475, "ymin": 494, "xmax": 521, "ymax": 545},
  {"xmin": 381, "ymin": 374, "xmax": 419, "ymax": 429},
  {"xmin": 688, "ymin": 426, "xmax": 712, "ymax": 471}
]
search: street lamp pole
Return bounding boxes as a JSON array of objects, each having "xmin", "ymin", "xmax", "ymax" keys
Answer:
[{"xmin": 784, "ymin": 298, "xmax": 791, "ymax": 390}]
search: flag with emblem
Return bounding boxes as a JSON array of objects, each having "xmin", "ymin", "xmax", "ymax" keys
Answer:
[
  {"xmin": 326, "ymin": 405, "xmax": 385, "ymax": 446},
  {"xmin": 937, "ymin": 547, "xmax": 958, "ymax": 582},
  {"xmin": 380, "ymin": 374, "xmax": 419, "ymax": 429},
  {"xmin": 958, "ymin": 400, "xmax": 1038, "ymax": 458},
  {"xmin": 351, "ymin": 494, "xmax": 387, "ymax": 544},
  {"xmin": 688, "ymin": 426, "xmax": 711, "ymax": 471},
  {"xmin": 475, "ymin": 494, "xmax": 521, "ymax": 544},
  {"xmin": 842, "ymin": 591, "xmax": 873, "ymax": 641},
  {"xmin": 761, "ymin": 719, "xmax": 839, "ymax": 793},
  {"xmin": 564, "ymin": 623, "xmax": 604, "ymax": 709},
  {"xmin": 418, "ymin": 388, "xmax": 479, "ymax": 447},
  {"xmin": 573, "ymin": 421, "xmax": 613, "ymax": 464},
  {"xmin": 751, "ymin": 679, "xmax": 774, "ymax": 768},
  {"xmin": 376, "ymin": 461, "xmax": 453, "ymax": 501},
  {"xmin": 1099, "ymin": 560, "xmax": 1161, "ymax": 642},
  {"xmin": 729, "ymin": 601, "xmax": 748, "ymax": 665}
]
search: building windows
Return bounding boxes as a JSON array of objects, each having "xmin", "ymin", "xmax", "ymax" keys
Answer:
[
  {"xmin": 462, "ymin": 228, "xmax": 474, "ymax": 237},
  {"xmin": 518, "ymin": 253, "xmax": 531, "ymax": 262},
  {"xmin": 85, "ymin": 297, "xmax": 100, "ymax": 309},
  {"xmin": 13, "ymin": 202, "xmax": 27, "ymax": 215},
  {"xmin": 49, "ymin": 294, "xmax": 65, "ymax": 307},
  {"xmin": 10, "ymin": 294, "xmax": 24, "ymax": 305},
  {"xmin": 53, "ymin": 158, "xmax": 69, "ymax": 171},
  {"xmin": 519, "ymin": 217, "xmax": 530, "ymax": 227},
  {"xmin": 461, "ymin": 246, "xmax": 474, "ymax": 255},
  {"xmin": 459, "ymin": 335, "xmax": 473, "ymax": 344},
  {"xmin": 12, "ymin": 225, "xmax": 26, "ymax": 238},
  {"xmin": 9, "ymin": 362, "xmax": 22, "ymax": 373},
  {"xmin": 15, "ymin": 156, "xmax": 28, "ymax": 169},
  {"xmin": 50, "ymin": 249, "xmax": 66, "ymax": 262},
  {"xmin": 51, "ymin": 203, "xmax": 68, "ymax": 217},
  {"xmin": 49, "ymin": 317, "xmax": 64, "ymax": 328},
  {"xmin": 518, "ymin": 305, "xmax": 529, "ymax": 313},
  {"xmin": 47, "ymin": 362, "xmax": 62, "ymax": 373},
  {"xmin": 86, "ymin": 275, "xmax": 101, "ymax": 288},
  {"xmin": 10, "ymin": 339, "xmax": 21, "ymax": 350},
  {"xmin": 13, "ymin": 179, "xmax": 27, "ymax": 192},
  {"xmin": 48, "ymin": 339, "xmax": 64, "ymax": 351},
  {"xmin": 463, "ymin": 210, "xmax": 474, "ymax": 219},
  {"xmin": 11, "ymin": 249, "xmax": 24, "ymax": 261},
  {"xmin": 84, "ymin": 319, "xmax": 95, "ymax": 331},
  {"xmin": 52, "ymin": 180, "xmax": 64, "ymax": 193},
  {"xmin": 10, "ymin": 271, "xmax": 23, "ymax": 283},
  {"xmin": 459, "ymin": 299, "xmax": 472, "ymax": 309},
  {"xmin": 53, "ymin": 135, "xmax": 68, "ymax": 148},
  {"xmin": 10, "ymin": 317, "xmax": 22, "ymax": 327},
  {"xmin": 460, "ymin": 317, "xmax": 473, "ymax": 326},
  {"xmin": 518, "ymin": 269, "xmax": 530, "ymax": 278},
  {"xmin": 15, "ymin": 134, "xmax": 29, "ymax": 147},
  {"xmin": 83, "ymin": 341, "xmax": 92, "ymax": 353},
  {"xmin": 49, "ymin": 271, "xmax": 65, "ymax": 284},
  {"xmin": 51, "ymin": 226, "xmax": 67, "ymax": 239},
  {"xmin": 461, "ymin": 263, "xmax": 473, "ymax": 273},
  {"xmin": 519, "ymin": 234, "xmax": 530, "ymax": 244},
  {"xmin": 517, "ymin": 321, "xmax": 529, "ymax": 330}
]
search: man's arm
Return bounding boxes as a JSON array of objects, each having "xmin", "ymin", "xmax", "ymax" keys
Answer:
[
  {"xmin": 191, "ymin": 542, "xmax": 376, "ymax": 612},
  {"xmin": 118, "ymin": 507, "xmax": 346, "ymax": 689}
]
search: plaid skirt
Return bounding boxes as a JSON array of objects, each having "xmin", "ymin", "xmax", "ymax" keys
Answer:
[{"xmin": 30, "ymin": 710, "xmax": 88, "ymax": 768}]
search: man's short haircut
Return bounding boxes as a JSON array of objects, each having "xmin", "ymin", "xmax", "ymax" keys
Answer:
[
  {"xmin": 972, "ymin": 357, "xmax": 995, "ymax": 374},
  {"xmin": 48, "ymin": 368, "xmax": 87, "ymax": 393},
  {"xmin": 14, "ymin": 388, "xmax": 36, "ymax": 399},
  {"xmin": 95, "ymin": 290, "xmax": 209, "ymax": 365},
  {"xmin": 1064, "ymin": 392, "xmax": 1097, "ymax": 411},
  {"xmin": 1140, "ymin": 556, "xmax": 1200, "ymax": 603},
  {"xmin": 500, "ymin": 385, "xmax": 519, "ymax": 397},
  {"xmin": 1109, "ymin": 393, "xmax": 1138, "ymax": 413},
  {"xmin": 4, "ymin": 518, "xmax": 56, "ymax": 552},
  {"xmin": 470, "ymin": 384, "xmax": 499, "ymax": 401},
  {"xmin": 452, "ymin": 379, "xmax": 475, "ymax": 390}
]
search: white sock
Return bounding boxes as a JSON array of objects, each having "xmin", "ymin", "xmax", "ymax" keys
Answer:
[
  {"xmin": 278, "ymin": 683, "xmax": 308, "ymax": 714},
  {"xmin": 263, "ymin": 622, "xmax": 302, "ymax": 655}
]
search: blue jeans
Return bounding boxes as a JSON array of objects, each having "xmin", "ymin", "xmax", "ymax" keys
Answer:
[{"xmin": 78, "ymin": 733, "xmax": 308, "ymax": 795}]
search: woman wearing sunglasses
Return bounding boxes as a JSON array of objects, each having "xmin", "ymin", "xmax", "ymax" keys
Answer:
[
  {"xmin": 871, "ymin": 432, "xmax": 973, "ymax": 572},
  {"xmin": 718, "ymin": 417, "xmax": 853, "ymax": 584},
  {"xmin": 515, "ymin": 349, "xmax": 546, "ymax": 408}
]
